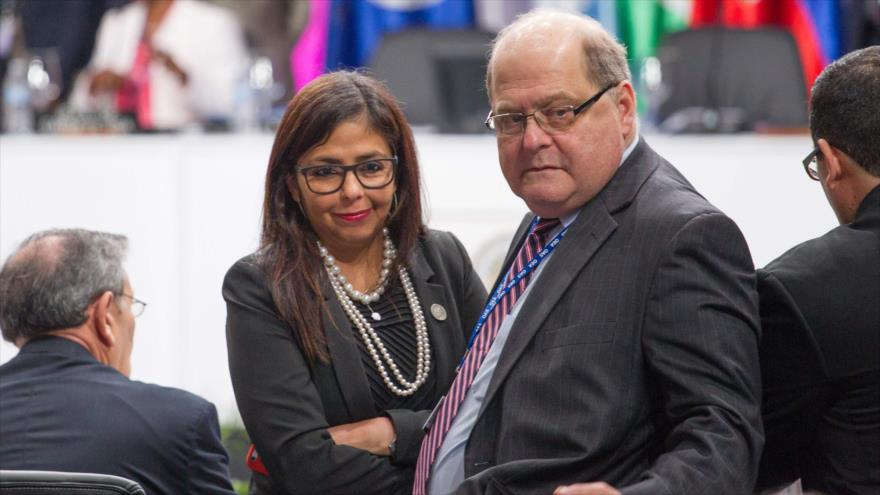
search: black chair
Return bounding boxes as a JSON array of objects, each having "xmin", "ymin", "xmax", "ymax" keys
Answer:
[
  {"xmin": 0, "ymin": 470, "xmax": 146, "ymax": 495},
  {"xmin": 368, "ymin": 28, "xmax": 495, "ymax": 133},
  {"xmin": 655, "ymin": 27, "xmax": 808, "ymax": 133}
]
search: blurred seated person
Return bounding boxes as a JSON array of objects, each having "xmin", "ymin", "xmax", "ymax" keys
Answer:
[
  {"xmin": 223, "ymin": 71, "xmax": 487, "ymax": 494},
  {"xmin": 0, "ymin": 229, "xmax": 236, "ymax": 495},
  {"xmin": 70, "ymin": 0, "xmax": 248, "ymax": 130},
  {"xmin": 18, "ymin": 0, "xmax": 129, "ymax": 104}
]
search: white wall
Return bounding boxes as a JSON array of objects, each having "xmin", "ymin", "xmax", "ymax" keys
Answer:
[{"xmin": 0, "ymin": 132, "xmax": 835, "ymax": 421}]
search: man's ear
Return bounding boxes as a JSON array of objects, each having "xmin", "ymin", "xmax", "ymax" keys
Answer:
[
  {"xmin": 92, "ymin": 291, "xmax": 117, "ymax": 347},
  {"xmin": 817, "ymin": 138, "xmax": 845, "ymax": 187},
  {"xmin": 615, "ymin": 81, "xmax": 637, "ymax": 138}
]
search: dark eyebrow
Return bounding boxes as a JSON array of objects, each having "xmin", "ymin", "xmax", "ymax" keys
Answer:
[{"xmin": 305, "ymin": 151, "xmax": 390, "ymax": 165}]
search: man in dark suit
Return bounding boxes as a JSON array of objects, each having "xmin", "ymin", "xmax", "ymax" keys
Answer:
[
  {"xmin": 414, "ymin": 10, "xmax": 763, "ymax": 495},
  {"xmin": 0, "ymin": 228, "xmax": 236, "ymax": 495},
  {"xmin": 756, "ymin": 46, "xmax": 880, "ymax": 495}
]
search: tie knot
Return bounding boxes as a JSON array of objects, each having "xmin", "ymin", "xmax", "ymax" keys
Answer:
[{"xmin": 532, "ymin": 217, "xmax": 560, "ymax": 242}]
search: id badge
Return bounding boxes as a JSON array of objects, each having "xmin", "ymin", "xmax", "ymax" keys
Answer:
[{"xmin": 423, "ymin": 394, "xmax": 445, "ymax": 432}]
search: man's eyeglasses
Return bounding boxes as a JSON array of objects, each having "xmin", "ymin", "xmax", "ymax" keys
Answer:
[
  {"xmin": 485, "ymin": 83, "xmax": 617, "ymax": 136},
  {"xmin": 295, "ymin": 157, "xmax": 397, "ymax": 195},
  {"xmin": 117, "ymin": 293, "xmax": 147, "ymax": 317},
  {"xmin": 802, "ymin": 148, "xmax": 820, "ymax": 181}
]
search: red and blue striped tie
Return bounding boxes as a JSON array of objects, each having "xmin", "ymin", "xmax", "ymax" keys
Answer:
[{"xmin": 413, "ymin": 217, "xmax": 560, "ymax": 494}]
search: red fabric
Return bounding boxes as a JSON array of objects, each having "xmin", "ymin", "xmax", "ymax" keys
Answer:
[
  {"xmin": 245, "ymin": 444, "xmax": 268, "ymax": 476},
  {"xmin": 116, "ymin": 39, "xmax": 153, "ymax": 129},
  {"xmin": 691, "ymin": 0, "xmax": 825, "ymax": 96}
]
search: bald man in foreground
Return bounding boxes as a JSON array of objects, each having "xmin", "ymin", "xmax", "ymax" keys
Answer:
[{"xmin": 414, "ymin": 10, "xmax": 763, "ymax": 495}]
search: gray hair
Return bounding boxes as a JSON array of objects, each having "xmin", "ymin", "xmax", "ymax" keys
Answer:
[
  {"xmin": 0, "ymin": 229, "xmax": 128, "ymax": 343},
  {"xmin": 486, "ymin": 9, "xmax": 632, "ymax": 100}
]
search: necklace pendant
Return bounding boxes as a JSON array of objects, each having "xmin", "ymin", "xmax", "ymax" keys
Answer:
[{"xmin": 371, "ymin": 311, "xmax": 381, "ymax": 321}]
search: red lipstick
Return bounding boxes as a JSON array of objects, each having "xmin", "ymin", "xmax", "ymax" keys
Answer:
[{"xmin": 335, "ymin": 209, "xmax": 370, "ymax": 222}]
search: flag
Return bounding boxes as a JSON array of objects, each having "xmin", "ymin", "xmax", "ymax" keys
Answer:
[
  {"xmin": 325, "ymin": 0, "xmax": 474, "ymax": 71},
  {"xmin": 291, "ymin": 0, "xmax": 332, "ymax": 91},
  {"xmin": 616, "ymin": 0, "xmax": 691, "ymax": 113}
]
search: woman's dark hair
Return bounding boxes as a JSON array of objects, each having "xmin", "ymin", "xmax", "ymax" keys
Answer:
[{"xmin": 260, "ymin": 70, "xmax": 424, "ymax": 363}]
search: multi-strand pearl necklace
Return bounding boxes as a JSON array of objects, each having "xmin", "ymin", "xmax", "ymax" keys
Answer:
[{"xmin": 318, "ymin": 228, "xmax": 432, "ymax": 397}]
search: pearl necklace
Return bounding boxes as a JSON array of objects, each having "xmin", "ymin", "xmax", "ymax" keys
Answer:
[
  {"xmin": 318, "ymin": 230, "xmax": 432, "ymax": 397},
  {"xmin": 318, "ymin": 229, "xmax": 394, "ymax": 306}
]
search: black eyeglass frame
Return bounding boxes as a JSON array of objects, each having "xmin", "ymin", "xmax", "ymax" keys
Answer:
[
  {"xmin": 116, "ymin": 293, "xmax": 147, "ymax": 317},
  {"xmin": 802, "ymin": 147, "xmax": 820, "ymax": 181},
  {"xmin": 294, "ymin": 156, "xmax": 398, "ymax": 195},
  {"xmin": 484, "ymin": 83, "xmax": 618, "ymax": 134}
]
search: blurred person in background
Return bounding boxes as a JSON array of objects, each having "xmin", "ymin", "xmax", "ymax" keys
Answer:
[
  {"xmin": 17, "ymin": 0, "xmax": 129, "ymax": 104},
  {"xmin": 0, "ymin": 228, "xmax": 236, "ymax": 495},
  {"xmin": 69, "ymin": 0, "xmax": 247, "ymax": 130},
  {"xmin": 223, "ymin": 71, "xmax": 487, "ymax": 494},
  {"xmin": 756, "ymin": 46, "xmax": 880, "ymax": 495}
]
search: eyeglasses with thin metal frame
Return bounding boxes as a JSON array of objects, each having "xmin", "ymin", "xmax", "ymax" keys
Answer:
[
  {"xmin": 802, "ymin": 147, "xmax": 820, "ymax": 181},
  {"xmin": 484, "ymin": 83, "xmax": 618, "ymax": 136},
  {"xmin": 295, "ymin": 156, "xmax": 398, "ymax": 195},
  {"xmin": 117, "ymin": 293, "xmax": 147, "ymax": 317}
]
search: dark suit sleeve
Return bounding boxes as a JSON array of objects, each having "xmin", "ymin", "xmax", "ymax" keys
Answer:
[
  {"xmin": 384, "ymin": 232, "xmax": 488, "ymax": 466},
  {"xmin": 185, "ymin": 401, "xmax": 237, "ymax": 494},
  {"xmin": 622, "ymin": 213, "xmax": 764, "ymax": 495},
  {"xmin": 754, "ymin": 269, "xmax": 828, "ymax": 492},
  {"xmin": 223, "ymin": 260, "xmax": 413, "ymax": 494}
]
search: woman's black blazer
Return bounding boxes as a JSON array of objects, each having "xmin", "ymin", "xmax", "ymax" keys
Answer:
[{"xmin": 224, "ymin": 230, "xmax": 487, "ymax": 494}]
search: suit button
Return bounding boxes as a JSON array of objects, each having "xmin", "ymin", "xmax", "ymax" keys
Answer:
[{"xmin": 473, "ymin": 461, "xmax": 489, "ymax": 468}]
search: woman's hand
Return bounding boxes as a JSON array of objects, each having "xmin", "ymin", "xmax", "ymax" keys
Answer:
[{"xmin": 328, "ymin": 416, "xmax": 396, "ymax": 456}]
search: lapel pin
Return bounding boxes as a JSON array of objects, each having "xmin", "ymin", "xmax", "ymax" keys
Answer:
[{"xmin": 430, "ymin": 303, "xmax": 447, "ymax": 321}]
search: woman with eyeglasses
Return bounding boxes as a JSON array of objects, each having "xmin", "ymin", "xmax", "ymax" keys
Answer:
[{"xmin": 223, "ymin": 71, "xmax": 486, "ymax": 494}]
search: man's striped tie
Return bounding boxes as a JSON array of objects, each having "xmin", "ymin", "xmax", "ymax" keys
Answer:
[{"xmin": 413, "ymin": 217, "xmax": 561, "ymax": 494}]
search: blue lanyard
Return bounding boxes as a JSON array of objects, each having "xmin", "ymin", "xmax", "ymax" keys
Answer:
[{"xmin": 460, "ymin": 217, "xmax": 568, "ymax": 365}]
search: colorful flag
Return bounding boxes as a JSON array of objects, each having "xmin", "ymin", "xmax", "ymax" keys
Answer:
[
  {"xmin": 325, "ymin": 0, "xmax": 474, "ymax": 71},
  {"xmin": 291, "ymin": 0, "xmax": 332, "ymax": 91}
]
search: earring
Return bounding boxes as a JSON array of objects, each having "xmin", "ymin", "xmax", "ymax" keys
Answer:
[{"xmin": 389, "ymin": 192, "xmax": 399, "ymax": 218}]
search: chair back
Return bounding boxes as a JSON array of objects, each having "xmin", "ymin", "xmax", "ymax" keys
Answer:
[
  {"xmin": 656, "ymin": 27, "xmax": 808, "ymax": 132},
  {"xmin": 0, "ymin": 470, "xmax": 146, "ymax": 495},
  {"xmin": 368, "ymin": 28, "xmax": 495, "ymax": 132}
]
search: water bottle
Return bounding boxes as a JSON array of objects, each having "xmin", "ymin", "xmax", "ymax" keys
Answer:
[
  {"xmin": 2, "ymin": 58, "xmax": 33, "ymax": 133},
  {"xmin": 233, "ymin": 58, "xmax": 258, "ymax": 132}
]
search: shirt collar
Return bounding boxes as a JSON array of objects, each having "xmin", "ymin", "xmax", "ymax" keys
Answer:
[{"xmin": 554, "ymin": 133, "xmax": 640, "ymax": 228}]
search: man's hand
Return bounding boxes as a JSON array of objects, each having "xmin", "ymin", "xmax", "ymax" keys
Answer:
[
  {"xmin": 327, "ymin": 416, "xmax": 395, "ymax": 456},
  {"xmin": 89, "ymin": 70, "xmax": 126, "ymax": 96},
  {"xmin": 554, "ymin": 482, "xmax": 621, "ymax": 495}
]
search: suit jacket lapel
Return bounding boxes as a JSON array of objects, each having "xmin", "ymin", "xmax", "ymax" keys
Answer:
[
  {"xmin": 407, "ymin": 244, "xmax": 458, "ymax": 393},
  {"xmin": 480, "ymin": 138, "xmax": 659, "ymax": 412},
  {"xmin": 321, "ymin": 279, "xmax": 378, "ymax": 419},
  {"xmin": 480, "ymin": 197, "xmax": 618, "ymax": 411}
]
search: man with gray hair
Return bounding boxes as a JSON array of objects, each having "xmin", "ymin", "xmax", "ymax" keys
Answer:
[
  {"xmin": 415, "ymin": 10, "xmax": 762, "ymax": 495},
  {"xmin": 756, "ymin": 46, "xmax": 880, "ymax": 494},
  {"xmin": 0, "ymin": 229, "xmax": 236, "ymax": 495}
]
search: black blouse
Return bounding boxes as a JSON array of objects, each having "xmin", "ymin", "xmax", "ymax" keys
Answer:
[{"xmin": 350, "ymin": 277, "xmax": 437, "ymax": 413}]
